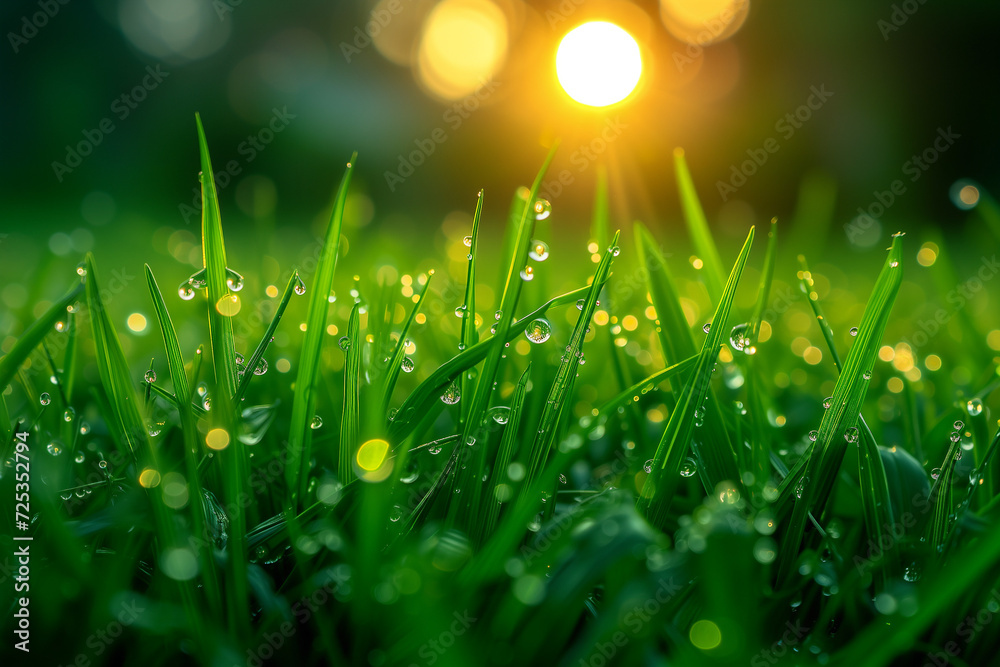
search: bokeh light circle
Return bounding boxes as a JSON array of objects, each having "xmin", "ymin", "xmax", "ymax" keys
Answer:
[{"xmin": 556, "ymin": 22, "xmax": 642, "ymax": 107}]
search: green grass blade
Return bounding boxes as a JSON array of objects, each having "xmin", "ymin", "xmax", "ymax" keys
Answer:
[
  {"xmin": 638, "ymin": 227, "xmax": 755, "ymax": 527},
  {"xmin": 235, "ymin": 269, "xmax": 301, "ymax": 401},
  {"xmin": 674, "ymin": 147, "xmax": 725, "ymax": 303},
  {"xmin": 287, "ymin": 153, "xmax": 356, "ymax": 504},
  {"xmin": 481, "ymin": 363, "xmax": 531, "ymax": 543},
  {"xmin": 381, "ymin": 273, "xmax": 433, "ymax": 413},
  {"xmin": 84, "ymin": 253, "xmax": 149, "ymax": 463},
  {"xmin": 460, "ymin": 190, "xmax": 484, "ymax": 425},
  {"xmin": 634, "ymin": 222, "xmax": 696, "ymax": 363},
  {"xmin": 145, "ymin": 264, "xmax": 222, "ymax": 615},
  {"xmin": 0, "ymin": 282, "xmax": 83, "ymax": 391},
  {"xmin": 340, "ymin": 304, "xmax": 361, "ymax": 481},
  {"xmin": 776, "ymin": 234, "xmax": 905, "ymax": 585}
]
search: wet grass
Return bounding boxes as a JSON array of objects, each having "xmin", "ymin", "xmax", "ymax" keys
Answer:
[{"xmin": 3, "ymin": 116, "xmax": 1000, "ymax": 666}]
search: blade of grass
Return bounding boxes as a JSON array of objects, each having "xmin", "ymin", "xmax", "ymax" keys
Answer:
[
  {"xmin": 235, "ymin": 270, "xmax": 301, "ymax": 401},
  {"xmin": 145, "ymin": 264, "xmax": 222, "ymax": 616},
  {"xmin": 481, "ymin": 363, "xmax": 531, "ymax": 543},
  {"xmin": 674, "ymin": 147, "xmax": 725, "ymax": 303},
  {"xmin": 0, "ymin": 282, "xmax": 83, "ymax": 392},
  {"xmin": 460, "ymin": 190, "xmax": 484, "ymax": 426},
  {"xmin": 287, "ymin": 153, "xmax": 356, "ymax": 504},
  {"xmin": 776, "ymin": 234, "xmax": 905, "ymax": 586},
  {"xmin": 340, "ymin": 304, "xmax": 361, "ymax": 482},
  {"xmin": 381, "ymin": 273, "xmax": 433, "ymax": 414},
  {"xmin": 638, "ymin": 227, "xmax": 755, "ymax": 528}
]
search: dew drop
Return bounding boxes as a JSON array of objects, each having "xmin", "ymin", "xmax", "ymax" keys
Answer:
[
  {"xmin": 729, "ymin": 322, "xmax": 752, "ymax": 352},
  {"xmin": 454, "ymin": 305, "xmax": 467, "ymax": 319},
  {"xmin": 310, "ymin": 415, "xmax": 323, "ymax": 429},
  {"xmin": 339, "ymin": 337, "xmax": 351, "ymax": 352},
  {"xmin": 55, "ymin": 320, "xmax": 66, "ymax": 332},
  {"xmin": 40, "ymin": 392, "xmax": 51, "ymax": 406},
  {"xmin": 950, "ymin": 431, "xmax": 960, "ymax": 443},
  {"xmin": 76, "ymin": 262, "xmax": 87, "ymax": 277},
  {"xmin": 849, "ymin": 327, "xmax": 858, "ymax": 336},
  {"xmin": 967, "ymin": 398, "xmax": 983, "ymax": 416},
  {"xmin": 253, "ymin": 358, "xmax": 268, "ymax": 376},
  {"xmin": 188, "ymin": 268, "xmax": 207, "ymax": 289},
  {"xmin": 488, "ymin": 406, "xmax": 510, "ymax": 424},
  {"xmin": 401, "ymin": 356, "xmax": 415, "ymax": 373},
  {"xmin": 844, "ymin": 427, "xmax": 859, "ymax": 444},
  {"xmin": 440, "ymin": 381, "xmax": 461, "ymax": 405},
  {"xmin": 520, "ymin": 266, "xmax": 534, "ymax": 281},
  {"xmin": 524, "ymin": 318, "xmax": 551, "ymax": 344},
  {"xmin": 680, "ymin": 457, "xmax": 698, "ymax": 478},
  {"xmin": 576, "ymin": 299, "xmax": 585, "ymax": 311},
  {"xmin": 529, "ymin": 240, "xmax": 550, "ymax": 262},
  {"xmin": 931, "ymin": 467, "xmax": 942, "ymax": 480},
  {"xmin": 463, "ymin": 235, "xmax": 472, "ymax": 247},
  {"xmin": 532, "ymin": 198, "xmax": 552, "ymax": 220},
  {"xmin": 862, "ymin": 370, "xmax": 872, "ymax": 380},
  {"xmin": 822, "ymin": 396, "xmax": 833, "ymax": 410},
  {"xmin": 953, "ymin": 420, "xmax": 965, "ymax": 431},
  {"xmin": 643, "ymin": 459, "xmax": 654, "ymax": 473},
  {"xmin": 428, "ymin": 444, "xmax": 442, "ymax": 455},
  {"xmin": 293, "ymin": 276, "xmax": 307, "ymax": 296},
  {"xmin": 702, "ymin": 322, "xmax": 711, "ymax": 334},
  {"xmin": 795, "ymin": 476, "xmax": 808, "ymax": 499},
  {"xmin": 63, "ymin": 407, "xmax": 75, "ymax": 422},
  {"xmin": 144, "ymin": 369, "xmax": 156, "ymax": 383},
  {"xmin": 47, "ymin": 441, "xmax": 63, "ymax": 456},
  {"xmin": 808, "ymin": 429, "xmax": 819, "ymax": 442},
  {"xmin": 74, "ymin": 453, "xmax": 85, "ymax": 464},
  {"xmin": 178, "ymin": 283, "xmax": 196, "ymax": 301},
  {"xmin": 226, "ymin": 268, "xmax": 244, "ymax": 292},
  {"xmin": 389, "ymin": 505, "xmax": 403, "ymax": 522}
]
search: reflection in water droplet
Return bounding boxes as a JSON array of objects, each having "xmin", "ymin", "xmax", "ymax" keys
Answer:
[
  {"xmin": 524, "ymin": 318, "xmax": 552, "ymax": 344},
  {"xmin": 310, "ymin": 415, "xmax": 323, "ymax": 429}
]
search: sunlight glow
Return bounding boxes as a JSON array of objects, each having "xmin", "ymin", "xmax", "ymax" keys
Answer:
[{"xmin": 557, "ymin": 22, "xmax": 642, "ymax": 107}]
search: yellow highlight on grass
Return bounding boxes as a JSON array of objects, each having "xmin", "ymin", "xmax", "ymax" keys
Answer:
[
  {"xmin": 356, "ymin": 439, "xmax": 390, "ymax": 472},
  {"xmin": 557, "ymin": 22, "xmax": 642, "ymax": 107}
]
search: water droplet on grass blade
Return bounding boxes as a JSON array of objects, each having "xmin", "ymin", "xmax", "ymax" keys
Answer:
[
  {"xmin": 576, "ymin": 299, "xmax": 585, "ymax": 311},
  {"xmin": 524, "ymin": 318, "xmax": 551, "ymax": 343},
  {"xmin": 310, "ymin": 415, "xmax": 323, "ymax": 429},
  {"xmin": 808, "ymin": 430, "xmax": 819, "ymax": 442},
  {"xmin": 401, "ymin": 357, "xmax": 415, "ymax": 373},
  {"xmin": 849, "ymin": 327, "xmax": 858, "ymax": 336},
  {"xmin": 63, "ymin": 407, "xmax": 75, "ymax": 422},
  {"xmin": 822, "ymin": 397, "xmax": 833, "ymax": 409},
  {"xmin": 931, "ymin": 467, "xmax": 942, "ymax": 480},
  {"xmin": 463, "ymin": 235, "xmax": 472, "ymax": 247},
  {"xmin": 967, "ymin": 398, "xmax": 983, "ymax": 416},
  {"xmin": 40, "ymin": 392, "xmax": 51, "ymax": 406},
  {"xmin": 48, "ymin": 441, "xmax": 63, "ymax": 456},
  {"xmin": 520, "ymin": 266, "xmax": 534, "ymax": 281},
  {"xmin": 953, "ymin": 420, "xmax": 965, "ymax": 431},
  {"xmin": 339, "ymin": 337, "xmax": 351, "ymax": 351},
  {"xmin": 178, "ymin": 283, "xmax": 196, "ymax": 301},
  {"xmin": 729, "ymin": 322, "xmax": 752, "ymax": 352},
  {"xmin": 293, "ymin": 276, "xmax": 307, "ymax": 295},
  {"xmin": 529, "ymin": 240, "xmax": 549, "ymax": 261},
  {"xmin": 226, "ymin": 268, "xmax": 244, "ymax": 292},
  {"xmin": 488, "ymin": 406, "xmax": 510, "ymax": 424},
  {"xmin": 253, "ymin": 358, "xmax": 268, "ymax": 375},
  {"xmin": 680, "ymin": 458, "xmax": 698, "ymax": 477},
  {"xmin": 795, "ymin": 476, "xmax": 808, "ymax": 499},
  {"xmin": 533, "ymin": 198, "xmax": 551, "ymax": 220},
  {"xmin": 440, "ymin": 381, "xmax": 461, "ymax": 405},
  {"xmin": 144, "ymin": 369, "xmax": 156, "ymax": 383},
  {"xmin": 844, "ymin": 427, "xmax": 859, "ymax": 444},
  {"xmin": 643, "ymin": 459, "xmax": 654, "ymax": 473}
]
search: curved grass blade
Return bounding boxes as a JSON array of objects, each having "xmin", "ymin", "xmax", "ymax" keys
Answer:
[
  {"xmin": 776, "ymin": 234, "xmax": 905, "ymax": 586},
  {"xmin": 0, "ymin": 282, "xmax": 83, "ymax": 391},
  {"xmin": 481, "ymin": 363, "xmax": 530, "ymax": 543},
  {"xmin": 638, "ymin": 227, "xmax": 755, "ymax": 528},
  {"xmin": 674, "ymin": 147, "xmax": 724, "ymax": 303},
  {"xmin": 287, "ymin": 153, "xmax": 356, "ymax": 504}
]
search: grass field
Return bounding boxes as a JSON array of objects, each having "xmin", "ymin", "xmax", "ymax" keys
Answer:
[{"xmin": 3, "ymin": 116, "xmax": 1000, "ymax": 667}]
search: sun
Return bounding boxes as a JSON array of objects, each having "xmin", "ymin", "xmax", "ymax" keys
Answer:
[{"xmin": 556, "ymin": 21, "xmax": 642, "ymax": 107}]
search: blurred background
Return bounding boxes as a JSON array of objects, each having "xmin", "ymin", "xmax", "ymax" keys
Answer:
[{"xmin": 2, "ymin": 0, "xmax": 1000, "ymax": 426}]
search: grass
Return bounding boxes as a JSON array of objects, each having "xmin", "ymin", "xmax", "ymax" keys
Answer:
[{"xmin": 3, "ymin": 116, "xmax": 1000, "ymax": 667}]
